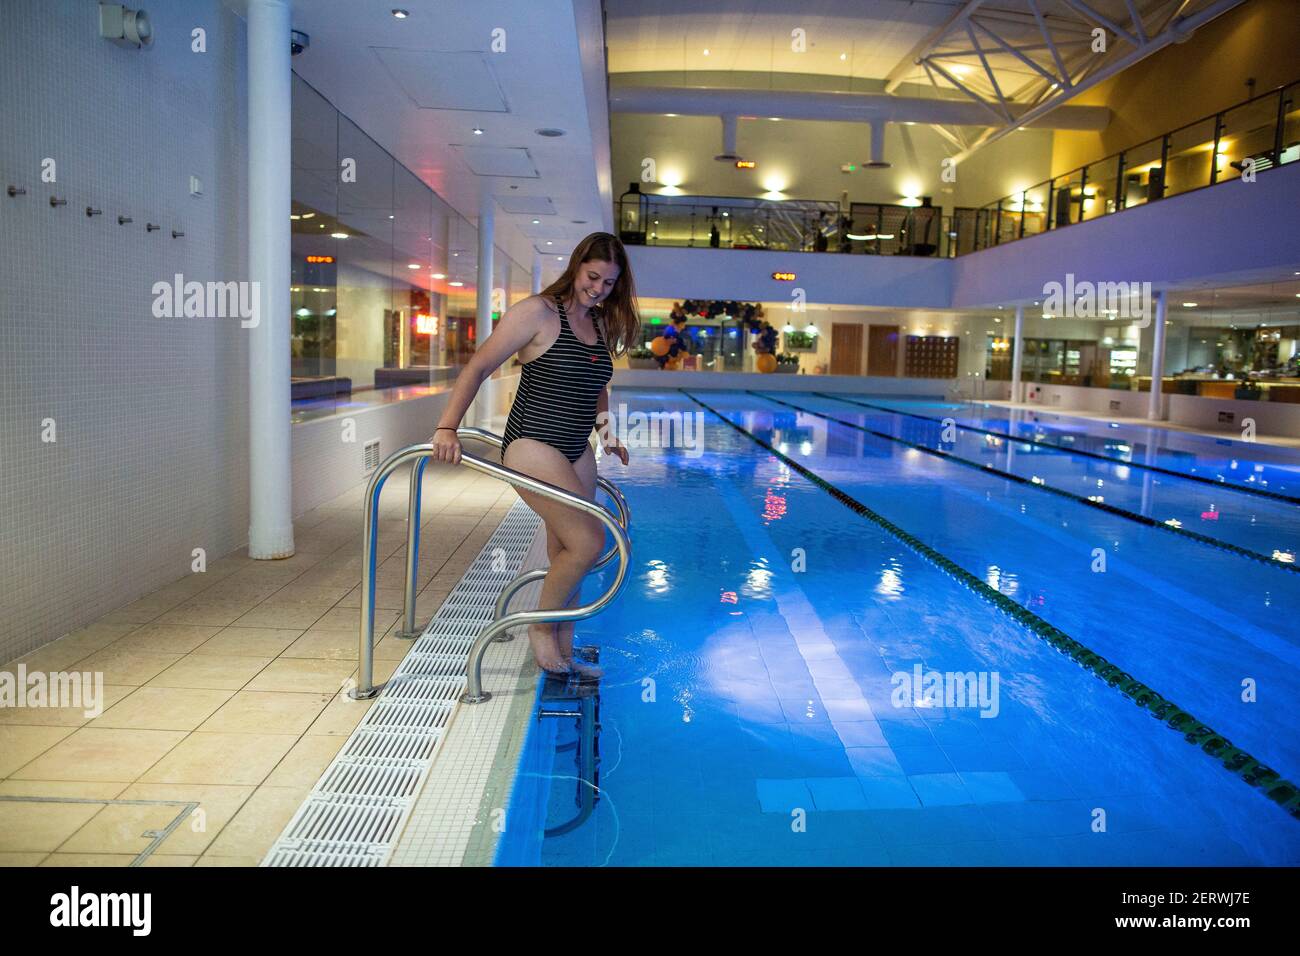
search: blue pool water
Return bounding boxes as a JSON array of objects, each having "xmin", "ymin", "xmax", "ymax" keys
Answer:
[{"xmin": 494, "ymin": 389, "xmax": 1300, "ymax": 866}]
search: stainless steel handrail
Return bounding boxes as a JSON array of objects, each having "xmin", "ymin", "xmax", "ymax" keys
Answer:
[
  {"xmin": 395, "ymin": 427, "xmax": 630, "ymax": 640},
  {"xmin": 350, "ymin": 428, "xmax": 632, "ymax": 703}
]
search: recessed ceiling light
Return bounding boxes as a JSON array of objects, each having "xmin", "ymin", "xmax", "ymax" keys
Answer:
[
  {"xmin": 391, "ymin": 9, "xmax": 409, "ymax": 19},
  {"xmin": 703, "ymin": 48, "xmax": 710, "ymax": 55},
  {"xmin": 431, "ymin": 273, "xmax": 446, "ymax": 279},
  {"xmin": 331, "ymin": 232, "xmax": 349, "ymax": 239},
  {"xmin": 472, "ymin": 127, "xmax": 484, "ymax": 135},
  {"xmin": 535, "ymin": 128, "xmax": 566, "ymax": 137},
  {"xmin": 408, "ymin": 263, "xmax": 420, "ymax": 269},
  {"xmin": 556, "ymin": 256, "xmax": 562, "ymax": 260},
  {"xmin": 532, "ymin": 219, "xmax": 540, "ymax": 224},
  {"xmin": 449, "ymin": 281, "xmax": 464, "ymax": 287},
  {"xmin": 301, "ymin": 213, "xmax": 314, "ymax": 219},
  {"xmin": 546, "ymin": 241, "xmax": 552, "ymax": 245},
  {"xmin": 1183, "ymin": 302, "xmax": 1198, "ymax": 307},
  {"xmin": 290, "ymin": 214, "xmax": 300, "ymax": 220}
]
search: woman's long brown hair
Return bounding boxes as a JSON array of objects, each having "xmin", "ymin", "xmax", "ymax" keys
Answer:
[{"xmin": 539, "ymin": 232, "xmax": 641, "ymax": 357}]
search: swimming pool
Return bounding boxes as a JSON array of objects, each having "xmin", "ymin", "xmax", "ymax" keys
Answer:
[{"xmin": 494, "ymin": 389, "xmax": 1300, "ymax": 866}]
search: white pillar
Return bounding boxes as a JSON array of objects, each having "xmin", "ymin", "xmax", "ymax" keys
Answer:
[
  {"xmin": 531, "ymin": 250, "xmax": 543, "ymax": 295},
  {"xmin": 1009, "ymin": 304, "xmax": 1025, "ymax": 403},
  {"xmin": 246, "ymin": 0, "xmax": 294, "ymax": 559},
  {"xmin": 473, "ymin": 190, "xmax": 496, "ymax": 427},
  {"xmin": 1147, "ymin": 290, "xmax": 1168, "ymax": 421}
]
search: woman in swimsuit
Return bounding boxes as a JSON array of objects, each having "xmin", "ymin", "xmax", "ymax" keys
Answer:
[{"xmin": 429, "ymin": 233, "xmax": 640, "ymax": 675}]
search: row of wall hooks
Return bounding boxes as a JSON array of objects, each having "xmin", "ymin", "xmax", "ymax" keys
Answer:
[{"xmin": 6, "ymin": 184, "xmax": 183, "ymax": 238}]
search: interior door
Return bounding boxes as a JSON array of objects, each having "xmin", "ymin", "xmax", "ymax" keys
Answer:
[
  {"xmin": 830, "ymin": 323, "xmax": 864, "ymax": 376},
  {"xmin": 867, "ymin": 324, "xmax": 899, "ymax": 377}
]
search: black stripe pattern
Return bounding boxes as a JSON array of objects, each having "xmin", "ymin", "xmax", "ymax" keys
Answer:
[{"xmin": 503, "ymin": 294, "xmax": 613, "ymax": 463}]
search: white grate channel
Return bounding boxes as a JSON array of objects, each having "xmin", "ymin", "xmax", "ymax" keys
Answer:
[{"xmin": 261, "ymin": 502, "xmax": 541, "ymax": 867}]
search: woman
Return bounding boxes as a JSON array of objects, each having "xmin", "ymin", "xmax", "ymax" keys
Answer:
[{"xmin": 429, "ymin": 233, "xmax": 640, "ymax": 675}]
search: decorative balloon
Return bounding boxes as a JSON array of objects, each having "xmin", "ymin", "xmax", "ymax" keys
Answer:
[
  {"xmin": 650, "ymin": 336, "xmax": 671, "ymax": 356},
  {"xmin": 757, "ymin": 353, "xmax": 778, "ymax": 373}
]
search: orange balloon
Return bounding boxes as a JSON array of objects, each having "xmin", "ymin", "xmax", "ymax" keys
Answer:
[
  {"xmin": 650, "ymin": 336, "xmax": 671, "ymax": 356},
  {"xmin": 665, "ymin": 356, "xmax": 683, "ymax": 370},
  {"xmin": 757, "ymin": 353, "xmax": 777, "ymax": 373}
]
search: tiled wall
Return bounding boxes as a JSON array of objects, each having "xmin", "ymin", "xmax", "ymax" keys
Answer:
[{"xmin": 0, "ymin": 0, "xmax": 250, "ymax": 662}]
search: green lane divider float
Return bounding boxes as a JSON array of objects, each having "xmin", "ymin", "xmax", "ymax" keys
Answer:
[
  {"xmin": 685, "ymin": 390, "xmax": 1300, "ymax": 821},
  {"xmin": 754, "ymin": 391, "xmax": 1299, "ymax": 575},
  {"xmin": 816, "ymin": 391, "xmax": 1300, "ymax": 508}
]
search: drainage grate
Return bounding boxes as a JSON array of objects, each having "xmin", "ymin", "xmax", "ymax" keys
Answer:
[{"xmin": 261, "ymin": 502, "xmax": 541, "ymax": 866}]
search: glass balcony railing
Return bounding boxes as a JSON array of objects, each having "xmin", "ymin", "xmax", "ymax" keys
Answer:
[{"xmin": 615, "ymin": 79, "xmax": 1298, "ymax": 259}]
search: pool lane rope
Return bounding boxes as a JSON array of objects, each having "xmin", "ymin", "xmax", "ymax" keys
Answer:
[
  {"xmin": 816, "ymin": 392, "xmax": 1300, "ymax": 508},
  {"xmin": 685, "ymin": 391, "xmax": 1300, "ymax": 821},
  {"xmin": 753, "ymin": 391, "xmax": 1299, "ymax": 575}
]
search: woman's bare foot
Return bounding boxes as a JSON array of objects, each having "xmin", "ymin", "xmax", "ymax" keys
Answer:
[
  {"xmin": 555, "ymin": 621, "xmax": 575, "ymax": 660},
  {"xmin": 527, "ymin": 624, "xmax": 568, "ymax": 673},
  {"xmin": 564, "ymin": 654, "xmax": 604, "ymax": 680}
]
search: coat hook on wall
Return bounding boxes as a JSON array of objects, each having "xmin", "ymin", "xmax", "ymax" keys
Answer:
[
  {"xmin": 6, "ymin": 185, "xmax": 25, "ymax": 197},
  {"xmin": 171, "ymin": 228, "xmax": 184, "ymax": 239},
  {"xmin": 86, "ymin": 206, "xmax": 102, "ymax": 217},
  {"xmin": 118, "ymin": 215, "xmax": 133, "ymax": 225},
  {"xmin": 49, "ymin": 196, "xmax": 67, "ymax": 207},
  {"xmin": 146, "ymin": 222, "xmax": 160, "ymax": 232}
]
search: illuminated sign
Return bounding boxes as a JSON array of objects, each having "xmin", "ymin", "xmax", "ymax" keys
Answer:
[
  {"xmin": 305, "ymin": 255, "xmax": 335, "ymax": 264},
  {"xmin": 735, "ymin": 160, "xmax": 756, "ymax": 169},
  {"xmin": 771, "ymin": 272, "xmax": 796, "ymax": 281},
  {"xmin": 415, "ymin": 313, "xmax": 439, "ymax": 335}
]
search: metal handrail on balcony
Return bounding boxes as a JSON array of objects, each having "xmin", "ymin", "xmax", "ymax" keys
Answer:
[{"xmin": 350, "ymin": 427, "xmax": 632, "ymax": 704}]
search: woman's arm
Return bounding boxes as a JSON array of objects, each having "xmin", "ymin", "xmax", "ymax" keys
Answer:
[
  {"xmin": 595, "ymin": 386, "xmax": 629, "ymax": 465},
  {"xmin": 430, "ymin": 297, "xmax": 545, "ymax": 464}
]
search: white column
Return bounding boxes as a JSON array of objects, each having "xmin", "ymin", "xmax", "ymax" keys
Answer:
[
  {"xmin": 473, "ymin": 190, "xmax": 496, "ymax": 428},
  {"xmin": 531, "ymin": 250, "xmax": 543, "ymax": 295},
  {"xmin": 1147, "ymin": 290, "xmax": 1168, "ymax": 421},
  {"xmin": 1009, "ymin": 304, "xmax": 1025, "ymax": 404},
  {"xmin": 246, "ymin": 0, "xmax": 294, "ymax": 559}
]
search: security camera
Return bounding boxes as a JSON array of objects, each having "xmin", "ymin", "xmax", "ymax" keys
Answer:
[
  {"xmin": 291, "ymin": 30, "xmax": 310, "ymax": 55},
  {"xmin": 99, "ymin": 4, "xmax": 153, "ymax": 49}
]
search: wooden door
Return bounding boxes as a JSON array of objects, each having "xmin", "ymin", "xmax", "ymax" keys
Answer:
[
  {"xmin": 867, "ymin": 324, "xmax": 899, "ymax": 376},
  {"xmin": 830, "ymin": 323, "xmax": 864, "ymax": 376}
]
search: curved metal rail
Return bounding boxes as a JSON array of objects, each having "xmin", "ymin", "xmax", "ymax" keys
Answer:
[{"xmin": 350, "ymin": 428, "xmax": 632, "ymax": 703}]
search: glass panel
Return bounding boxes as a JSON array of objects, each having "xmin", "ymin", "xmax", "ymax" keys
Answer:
[
  {"xmin": 391, "ymin": 165, "xmax": 433, "ymax": 386},
  {"xmin": 443, "ymin": 217, "xmax": 478, "ymax": 367},
  {"xmin": 1282, "ymin": 82, "xmax": 1300, "ymax": 166},
  {"xmin": 1119, "ymin": 135, "xmax": 1163, "ymax": 208},
  {"xmin": 1164, "ymin": 116, "xmax": 1217, "ymax": 197},
  {"xmin": 1216, "ymin": 91, "xmax": 1281, "ymax": 182},
  {"xmin": 1020, "ymin": 182, "xmax": 1050, "ymax": 237},
  {"xmin": 1082, "ymin": 155, "xmax": 1120, "ymax": 220},
  {"xmin": 1051, "ymin": 168, "xmax": 1084, "ymax": 227}
]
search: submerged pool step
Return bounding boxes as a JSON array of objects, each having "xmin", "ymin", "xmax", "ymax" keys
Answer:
[{"xmin": 261, "ymin": 502, "xmax": 543, "ymax": 867}]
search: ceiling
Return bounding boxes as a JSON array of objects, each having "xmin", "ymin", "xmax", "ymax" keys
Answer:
[{"xmin": 263, "ymin": 0, "xmax": 613, "ymax": 285}]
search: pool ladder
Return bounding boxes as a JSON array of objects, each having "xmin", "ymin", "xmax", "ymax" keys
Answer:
[
  {"xmin": 350, "ymin": 426, "xmax": 632, "ymax": 704},
  {"xmin": 539, "ymin": 645, "xmax": 602, "ymax": 838}
]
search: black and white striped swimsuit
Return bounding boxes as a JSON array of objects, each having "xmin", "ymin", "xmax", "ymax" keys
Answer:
[{"xmin": 502, "ymin": 294, "xmax": 614, "ymax": 464}]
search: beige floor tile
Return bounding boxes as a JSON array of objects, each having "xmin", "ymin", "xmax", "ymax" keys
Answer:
[
  {"xmin": 0, "ymin": 725, "xmax": 78, "ymax": 777},
  {"xmin": 244, "ymin": 658, "xmax": 358, "ymax": 694},
  {"xmin": 39, "ymin": 853, "xmax": 134, "ymax": 866},
  {"xmin": 93, "ymin": 686, "xmax": 235, "ymax": 731},
  {"xmin": 0, "ymin": 853, "xmax": 48, "ymax": 866},
  {"xmin": 306, "ymin": 693, "xmax": 373, "ymax": 736},
  {"xmin": 139, "ymin": 732, "xmax": 298, "ymax": 786},
  {"xmin": 74, "ymin": 647, "xmax": 183, "ymax": 686},
  {"xmin": 263, "ymin": 734, "xmax": 346, "ymax": 789},
  {"xmin": 263, "ymin": 583, "xmax": 352, "ymax": 605},
  {"xmin": 281, "ymin": 629, "xmax": 360, "ymax": 661},
  {"xmin": 59, "ymin": 801, "xmax": 193, "ymax": 856},
  {"xmin": 194, "ymin": 854, "xmax": 260, "ymax": 867},
  {"xmin": 233, "ymin": 605, "xmax": 333, "ymax": 630},
  {"xmin": 10, "ymin": 727, "xmax": 187, "ymax": 782},
  {"xmin": 202, "ymin": 786, "xmax": 309, "ymax": 859},
  {"xmin": 117, "ymin": 783, "xmax": 255, "ymax": 855},
  {"xmin": 143, "ymin": 854, "xmax": 198, "ymax": 866},
  {"xmin": 0, "ymin": 780, "xmax": 128, "ymax": 799},
  {"xmin": 192, "ymin": 627, "xmax": 303, "ymax": 658},
  {"xmin": 110, "ymin": 624, "xmax": 223, "ymax": 655},
  {"xmin": 0, "ymin": 684, "xmax": 134, "ymax": 728},
  {"xmin": 154, "ymin": 602, "xmax": 255, "ymax": 627},
  {"xmin": 0, "ymin": 800, "xmax": 106, "ymax": 852},
  {"xmin": 147, "ymin": 655, "xmax": 272, "ymax": 691},
  {"xmin": 198, "ymin": 691, "xmax": 331, "ymax": 735}
]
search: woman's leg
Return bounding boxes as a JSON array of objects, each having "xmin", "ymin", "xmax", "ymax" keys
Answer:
[
  {"xmin": 554, "ymin": 447, "xmax": 598, "ymax": 662},
  {"xmin": 502, "ymin": 439, "xmax": 603, "ymax": 673}
]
